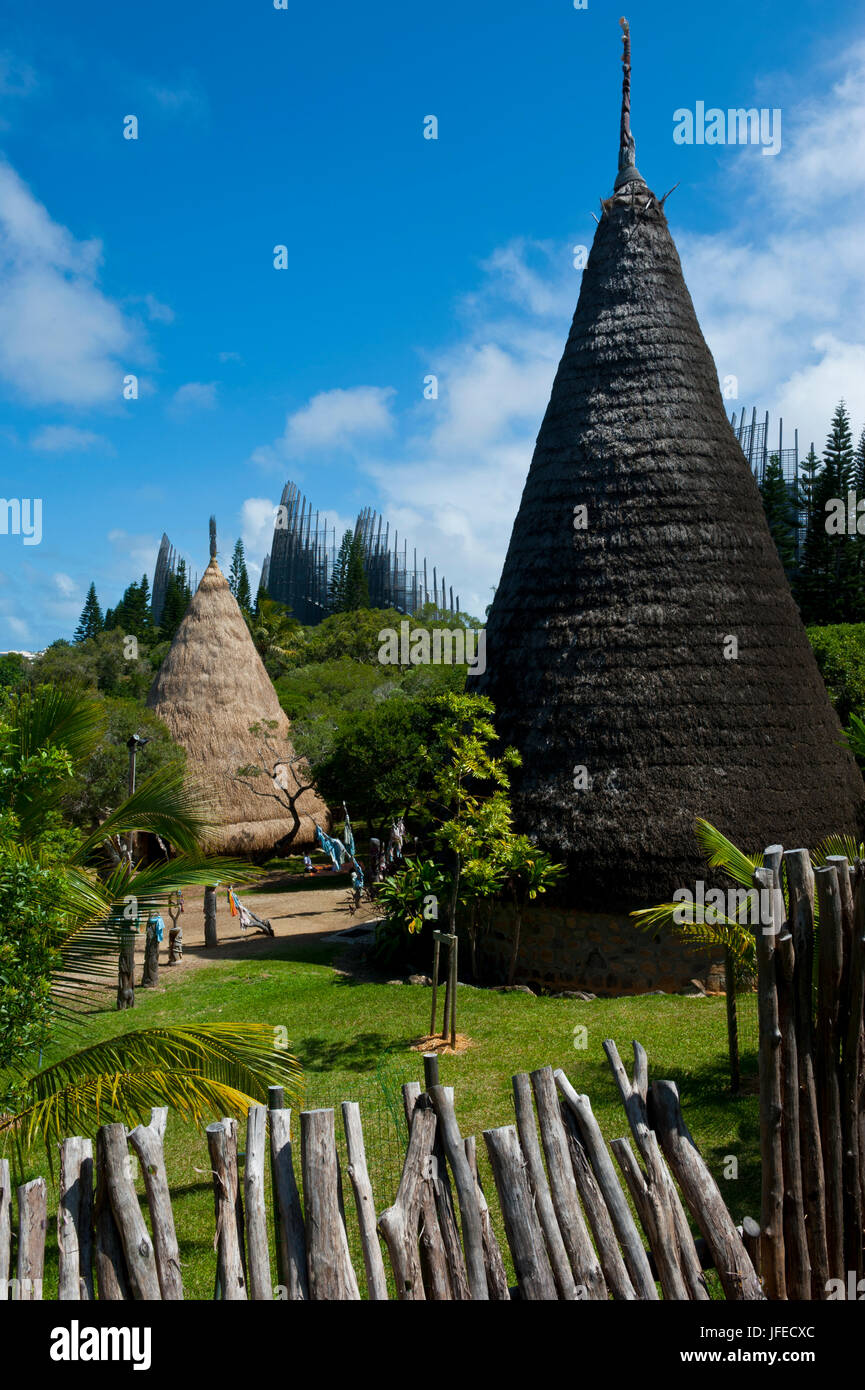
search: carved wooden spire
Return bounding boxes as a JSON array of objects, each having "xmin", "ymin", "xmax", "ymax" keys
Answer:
[
  {"xmin": 209, "ymin": 515, "xmax": 217, "ymax": 559},
  {"xmin": 615, "ymin": 17, "xmax": 644, "ymax": 189}
]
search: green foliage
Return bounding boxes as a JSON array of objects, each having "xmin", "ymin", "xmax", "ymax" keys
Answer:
[
  {"xmin": 62, "ymin": 698, "xmax": 185, "ymax": 832},
  {"xmin": 759, "ymin": 454, "xmax": 798, "ymax": 578},
  {"xmin": 29, "ymin": 630, "xmax": 155, "ymax": 701},
  {"xmin": 159, "ymin": 560, "xmax": 193, "ymax": 643},
  {"xmin": 104, "ymin": 574, "xmax": 154, "ymax": 642},
  {"xmin": 0, "ymin": 684, "xmax": 290, "ymax": 1158},
  {"xmin": 0, "ymin": 653, "xmax": 26, "ymax": 691},
  {"xmin": 796, "ymin": 402, "xmax": 862, "ymax": 624},
  {"xmin": 807, "ymin": 623, "xmax": 865, "ymax": 725},
  {"xmin": 247, "ymin": 598, "xmax": 303, "ymax": 677},
  {"xmin": 74, "ymin": 583, "xmax": 104, "ymax": 643},
  {"xmin": 378, "ymin": 858, "xmax": 449, "ymax": 935},
  {"xmin": 329, "ymin": 531, "xmax": 371, "ymax": 613},
  {"xmin": 228, "ymin": 539, "xmax": 252, "ymax": 612}
]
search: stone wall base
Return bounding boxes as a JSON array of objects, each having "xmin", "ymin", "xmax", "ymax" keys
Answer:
[{"xmin": 476, "ymin": 902, "xmax": 723, "ymax": 996}]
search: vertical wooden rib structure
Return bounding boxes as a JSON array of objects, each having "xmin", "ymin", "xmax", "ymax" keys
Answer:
[{"xmin": 473, "ymin": 21, "xmax": 863, "ymax": 925}]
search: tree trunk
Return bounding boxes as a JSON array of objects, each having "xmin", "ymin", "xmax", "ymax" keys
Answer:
[
  {"xmin": 204, "ymin": 885, "xmax": 218, "ymax": 948},
  {"xmin": 116, "ymin": 932, "xmax": 135, "ymax": 1010},
  {"xmin": 141, "ymin": 917, "xmax": 159, "ymax": 987}
]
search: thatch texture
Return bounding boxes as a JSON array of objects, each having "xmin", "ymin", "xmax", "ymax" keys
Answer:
[
  {"xmin": 147, "ymin": 557, "xmax": 329, "ymax": 854},
  {"xmin": 474, "ymin": 174, "xmax": 864, "ymax": 911}
]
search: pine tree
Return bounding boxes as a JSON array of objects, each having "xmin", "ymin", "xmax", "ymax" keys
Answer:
[
  {"xmin": 329, "ymin": 530, "xmax": 353, "ymax": 612},
  {"xmin": 343, "ymin": 534, "xmax": 370, "ymax": 610},
  {"xmin": 854, "ymin": 428, "xmax": 865, "ymax": 491},
  {"xmin": 798, "ymin": 444, "xmax": 821, "ymax": 528},
  {"xmin": 759, "ymin": 453, "xmax": 798, "ymax": 579},
  {"xmin": 74, "ymin": 583, "xmax": 103, "ymax": 642},
  {"xmin": 159, "ymin": 560, "xmax": 192, "ymax": 643},
  {"xmin": 229, "ymin": 539, "xmax": 252, "ymax": 610},
  {"xmin": 796, "ymin": 402, "xmax": 862, "ymax": 623}
]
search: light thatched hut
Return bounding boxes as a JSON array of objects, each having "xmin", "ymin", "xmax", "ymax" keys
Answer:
[
  {"xmin": 472, "ymin": 24, "xmax": 864, "ymax": 993},
  {"xmin": 147, "ymin": 533, "xmax": 329, "ymax": 855}
]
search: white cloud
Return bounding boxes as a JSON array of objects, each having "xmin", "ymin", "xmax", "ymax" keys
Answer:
[
  {"xmin": 107, "ymin": 529, "xmax": 160, "ymax": 578},
  {"xmin": 0, "ymin": 161, "xmax": 148, "ymax": 408},
  {"xmin": 251, "ymin": 386, "xmax": 396, "ymax": 468},
  {"xmin": 170, "ymin": 380, "xmax": 217, "ymax": 413},
  {"xmin": 53, "ymin": 572, "xmax": 77, "ymax": 597},
  {"xmin": 30, "ymin": 424, "xmax": 113, "ymax": 453},
  {"xmin": 218, "ymin": 350, "xmax": 242, "ymax": 364}
]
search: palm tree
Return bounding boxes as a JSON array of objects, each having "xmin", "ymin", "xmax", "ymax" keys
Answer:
[
  {"xmin": 0, "ymin": 685, "xmax": 301, "ymax": 1161},
  {"xmin": 247, "ymin": 598, "xmax": 303, "ymax": 676}
]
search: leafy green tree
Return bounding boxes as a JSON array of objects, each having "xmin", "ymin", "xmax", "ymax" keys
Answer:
[
  {"xmin": 62, "ymin": 698, "xmax": 185, "ymax": 832},
  {"xmin": 229, "ymin": 539, "xmax": 252, "ymax": 611},
  {"xmin": 247, "ymin": 598, "xmax": 303, "ymax": 677},
  {"xmin": 760, "ymin": 453, "xmax": 798, "ymax": 579},
  {"xmin": 798, "ymin": 444, "xmax": 821, "ymax": 527},
  {"xmin": 74, "ymin": 583, "xmax": 104, "ymax": 643},
  {"xmin": 30, "ymin": 631, "xmax": 154, "ymax": 701},
  {"xmin": 0, "ymin": 653, "xmax": 26, "ymax": 691}
]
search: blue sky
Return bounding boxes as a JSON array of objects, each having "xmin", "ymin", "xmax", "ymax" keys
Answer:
[{"xmin": 1, "ymin": 0, "xmax": 864, "ymax": 649}]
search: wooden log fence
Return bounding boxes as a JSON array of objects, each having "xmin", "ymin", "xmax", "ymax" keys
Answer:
[{"xmin": 5, "ymin": 844, "xmax": 865, "ymax": 1300}]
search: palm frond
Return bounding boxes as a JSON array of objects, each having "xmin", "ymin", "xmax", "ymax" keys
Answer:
[
  {"xmin": 695, "ymin": 818, "xmax": 762, "ymax": 886},
  {"xmin": 631, "ymin": 901, "xmax": 757, "ymax": 966},
  {"xmin": 811, "ymin": 834, "xmax": 865, "ymax": 868},
  {"xmin": 73, "ymin": 765, "xmax": 210, "ymax": 862},
  {"xmin": 3, "ymin": 1024, "xmax": 304, "ymax": 1154}
]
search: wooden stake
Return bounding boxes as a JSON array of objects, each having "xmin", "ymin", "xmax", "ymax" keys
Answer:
[
  {"xmin": 243, "ymin": 1105, "xmax": 273, "ymax": 1301},
  {"xmin": 754, "ymin": 862, "xmax": 786, "ymax": 1299},
  {"xmin": 483, "ymin": 1125, "xmax": 557, "ymax": 1300},
  {"xmin": 15, "ymin": 1178, "xmax": 46, "ymax": 1300},
  {"xmin": 57, "ymin": 1137, "xmax": 94, "ymax": 1301},
  {"xmin": 268, "ymin": 1106, "xmax": 308, "ymax": 1299},
  {"xmin": 300, "ymin": 1109, "xmax": 360, "ymax": 1300},
  {"xmin": 814, "ymin": 864, "xmax": 845, "ymax": 1280},
  {"xmin": 342, "ymin": 1101, "xmax": 389, "ymax": 1301}
]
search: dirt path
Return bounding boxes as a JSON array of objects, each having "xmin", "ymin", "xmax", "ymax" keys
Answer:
[{"xmin": 127, "ymin": 876, "xmax": 381, "ymax": 978}]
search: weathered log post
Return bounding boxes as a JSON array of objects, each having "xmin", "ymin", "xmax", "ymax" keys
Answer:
[
  {"xmin": 204, "ymin": 885, "xmax": 218, "ymax": 949},
  {"xmin": 0, "ymin": 1158, "xmax": 11, "ymax": 1301},
  {"xmin": 341, "ymin": 1101, "xmax": 388, "ymax": 1301},
  {"xmin": 841, "ymin": 864, "xmax": 865, "ymax": 1278},
  {"xmin": 603, "ymin": 1038, "xmax": 707, "ymax": 1300},
  {"xmin": 483, "ymin": 1125, "xmax": 557, "ymax": 1300},
  {"xmin": 420, "ymin": 1057, "xmax": 468, "ymax": 1299},
  {"xmin": 117, "ymin": 928, "xmax": 135, "ymax": 1010},
  {"xmin": 724, "ymin": 948, "xmax": 741, "ymax": 1095},
  {"xmin": 57, "ymin": 1137, "xmax": 94, "ymax": 1300},
  {"xmin": 401, "ymin": 1080, "xmax": 453, "ymax": 1300},
  {"xmin": 15, "ymin": 1178, "xmax": 46, "ymax": 1300},
  {"xmin": 101, "ymin": 1123, "xmax": 162, "ymax": 1300},
  {"xmin": 553, "ymin": 1069, "xmax": 656, "ymax": 1299},
  {"xmin": 300, "ymin": 1109, "xmax": 360, "ymax": 1300},
  {"xmin": 141, "ymin": 914, "xmax": 160, "ymax": 988},
  {"xmin": 512, "ymin": 1072, "xmax": 582, "ymax": 1299},
  {"xmin": 128, "ymin": 1109, "xmax": 183, "ymax": 1300},
  {"xmin": 610, "ymin": 1134, "xmax": 688, "ymax": 1301},
  {"xmin": 428, "ymin": 1085, "xmax": 489, "ymax": 1300},
  {"xmin": 742, "ymin": 1215, "xmax": 762, "ymax": 1278},
  {"xmin": 464, "ymin": 1134, "xmax": 510, "ymax": 1300},
  {"xmin": 378, "ymin": 1093, "xmax": 438, "ymax": 1300},
  {"xmin": 243, "ymin": 1105, "xmax": 273, "ymax": 1301},
  {"xmin": 649, "ymin": 1079, "xmax": 764, "ymax": 1300},
  {"xmin": 814, "ymin": 864, "xmax": 845, "ymax": 1281},
  {"xmin": 268, "ymin": 1104, "xmax": 308, "ymax": 1300},
  {"xmin": 526, "ymin": 1068, "xmax": 608, "ymax": 1299},
  {"xmin": 784, "ymin": 848, "xmax": 829, "ymax": 1298},
  {"xmin": 94, "ymin": 1129, "xmax": 131, "ymax": 1300},
  {"xmin": 560, "ymin": 1102, "xmax": 636, "ymax": 1299},
  {"xmin": 775, "ymin": 928, "xmax": 811, "ymax": 1299},
  {"xmin": 206, "ymin": 1120, "xmax": 247, "ymax": 1300},
  {"xmin": 753, "ymin": 862, "xmax": 786, "ymax": 1299}
]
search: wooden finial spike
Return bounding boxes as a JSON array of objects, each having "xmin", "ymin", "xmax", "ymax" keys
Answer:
[
  {"xmin": 209, "ymin": 515, "xmax": 217, "ymax": 558},
  {"xmin": 619, "ymin": 18, "xmax": 633, "ymax": 158}
]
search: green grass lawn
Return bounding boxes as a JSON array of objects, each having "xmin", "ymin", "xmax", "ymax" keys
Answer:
[{"xmin": 17, "ymin": 934, "xmax": 759, "ymax": 1299}]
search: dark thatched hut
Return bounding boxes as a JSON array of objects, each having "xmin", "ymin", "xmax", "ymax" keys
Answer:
[
  {"xmin": 472, "ymin": 23, "xmax": 864, "ymax": 994},
  {"xmin": 147, "ymin": 528, "xmax": 329, "ymax": 856}
]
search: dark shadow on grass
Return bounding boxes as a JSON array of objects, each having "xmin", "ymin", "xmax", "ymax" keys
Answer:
[{"xmin": 297, "ymin": 1032, "xmax": 418, "ymax": 1074}]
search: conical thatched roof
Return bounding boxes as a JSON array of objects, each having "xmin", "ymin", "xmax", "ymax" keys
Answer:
[
  {"xmin": 147, "ymin": 555, "xmax": 329, "ymax": 854},
  {"xmin": 474, "ymin": 27, "xmax": 864, "ymax": 911}
]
